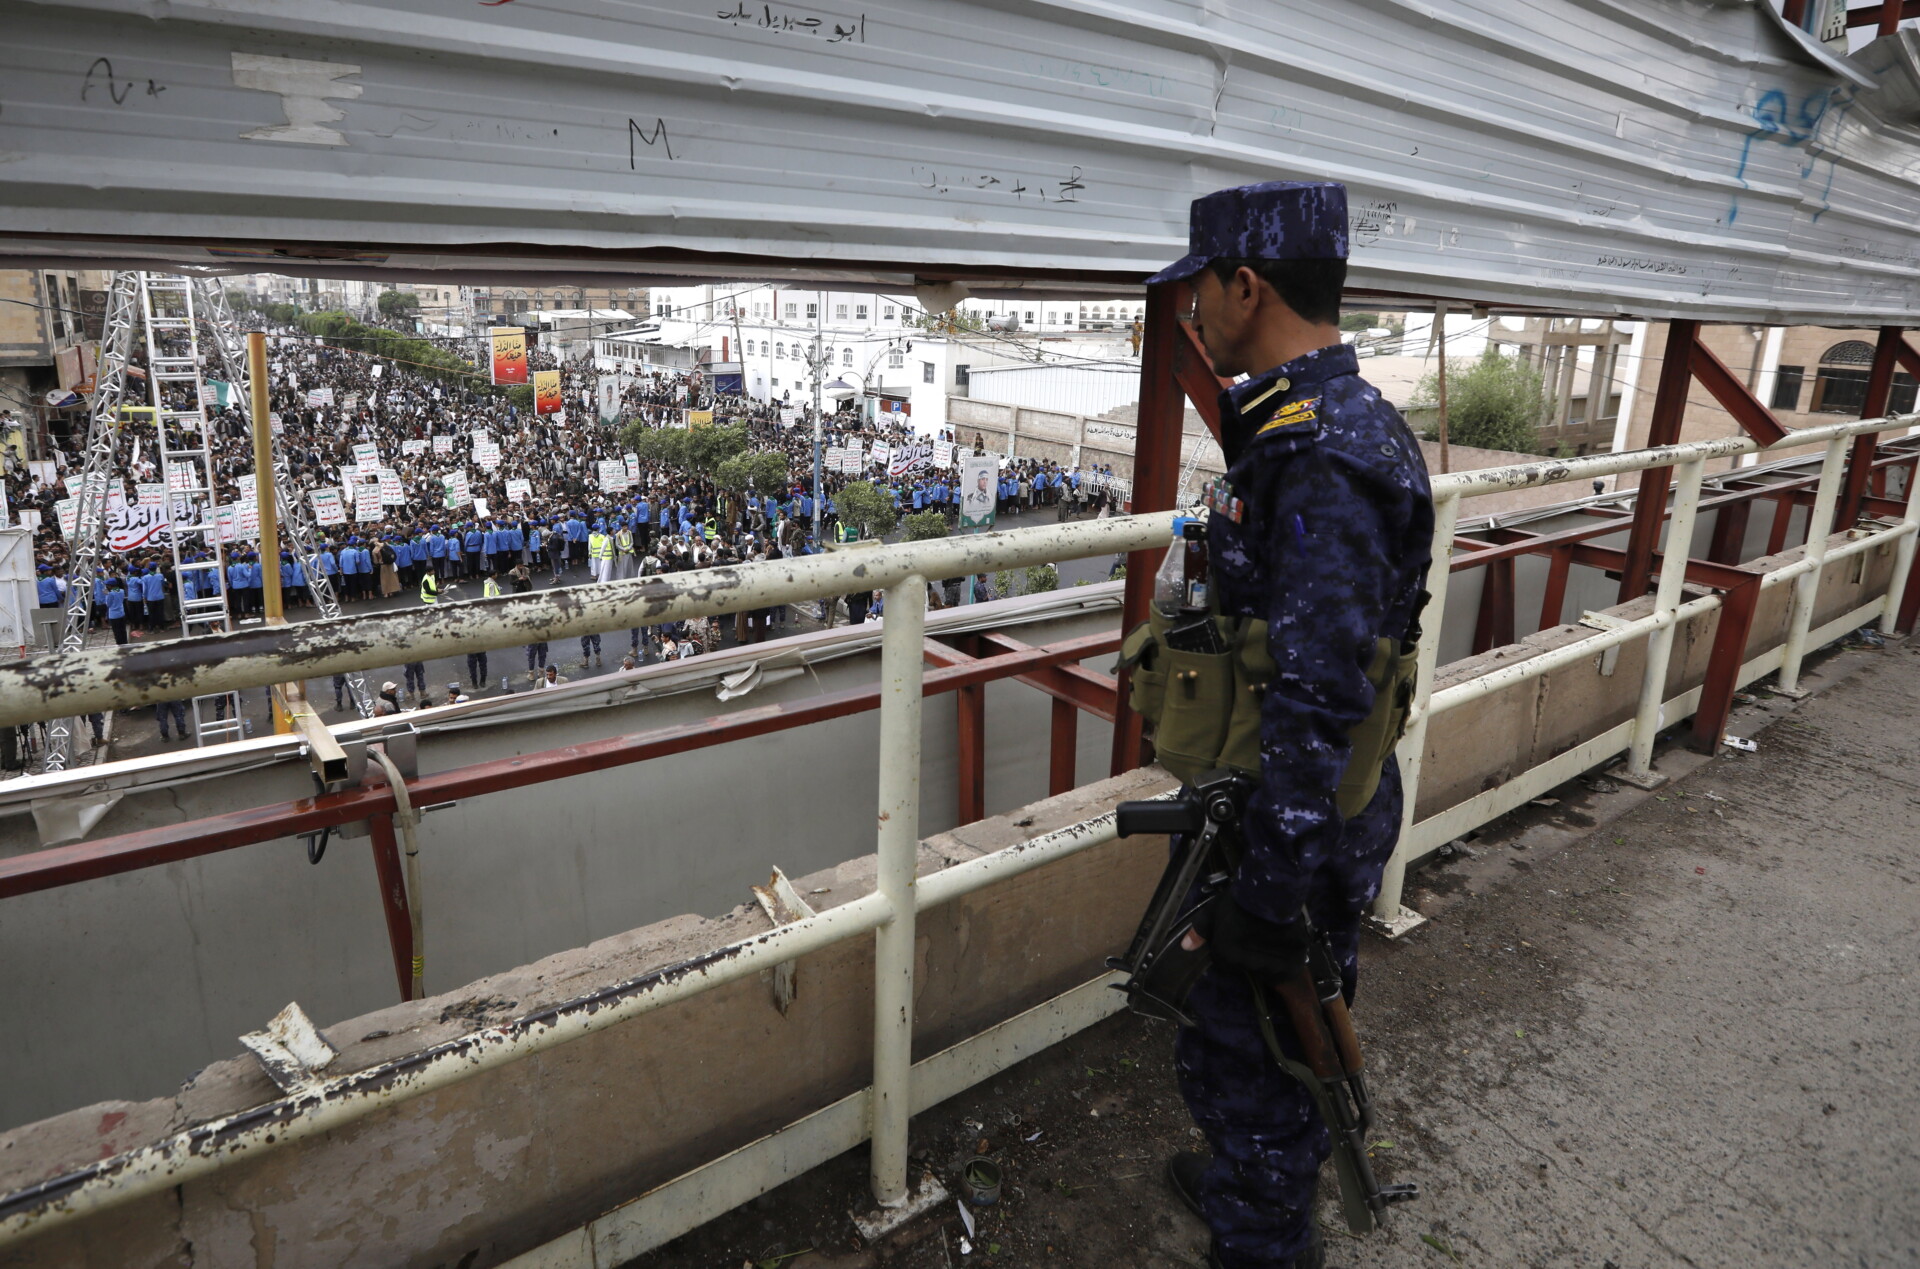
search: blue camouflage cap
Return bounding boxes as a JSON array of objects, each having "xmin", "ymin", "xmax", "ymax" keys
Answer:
[{"xmin": 1146, "ymin": 180, "xmax": 1348, "ymax": 284}]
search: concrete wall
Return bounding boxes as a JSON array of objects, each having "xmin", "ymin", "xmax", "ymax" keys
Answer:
[
  {"xmin": 0, "ymin": 599, "xmax": 1124, "ymax": 1131},
  {"xmin": 0, "ymin": 494, "xmax": 1907, "ymax": 1264},
  {"xmin": 0, "ymin": 768, "xmax": 1176, "ymax": 1269}
]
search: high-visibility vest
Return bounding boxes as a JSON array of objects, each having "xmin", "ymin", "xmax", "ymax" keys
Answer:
[
  {"xmin": 588, "ymin": 532, "xmax": 613, "ymax": 561},
  {"xmin": 482, "ymin": 577, "xmax": 501, "ymax": 599},
  {"xmin": 420, "ymin": 575, "xmax": 440, "ymax": 604},
  {"xmin": 615, "ymin": 530, "xmax": 633, "ymax": 555}
]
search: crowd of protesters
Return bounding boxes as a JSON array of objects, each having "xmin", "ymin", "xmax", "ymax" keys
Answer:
[{"xmin": 15, "ymin": 323, "xmax": 1130, "ymax": 725}]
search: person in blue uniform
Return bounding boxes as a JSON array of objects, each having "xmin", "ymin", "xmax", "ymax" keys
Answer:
[{"xmin": 1145, "ymin": 181, "xmax": 1434, "ymax": 1269}]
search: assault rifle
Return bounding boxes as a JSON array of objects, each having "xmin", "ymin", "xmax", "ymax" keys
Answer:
[{"xmin": 1109, "ymin": 771, "xmax": 1418, "ymax": 1235}]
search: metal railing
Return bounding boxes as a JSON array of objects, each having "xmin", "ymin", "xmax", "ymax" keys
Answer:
[
  {"xmin": 1374, "ymin": 413, "xmax": 1920, "ymax": 926},
  {"xmin": 1, "ymin": 416, "xmax": 1917, "ymax": 1253}
]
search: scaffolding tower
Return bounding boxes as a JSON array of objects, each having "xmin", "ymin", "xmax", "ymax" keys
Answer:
[
  {"xmin": 194, "ymin": 280, "xmax": 372, "ymax": 719},
  {"xmin": 43, "ymin": 269, "xmax": 372, "ymax": 770}
]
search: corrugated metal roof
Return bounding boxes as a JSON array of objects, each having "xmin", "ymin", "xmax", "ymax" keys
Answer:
[{"xmin": 4, "ymin": 1, "xmax": 1920, "ymax": 323}]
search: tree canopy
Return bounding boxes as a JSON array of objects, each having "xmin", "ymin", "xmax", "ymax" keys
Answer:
[
  {"xmin": 1410, "ymin": 348, "xmax": 1547, "ymax": 454},
  {"xmin": 836, "ymin": 481, "xmax": 898, "ymax": 540}
]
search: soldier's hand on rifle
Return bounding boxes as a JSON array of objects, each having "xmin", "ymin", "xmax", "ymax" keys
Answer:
[{"xmin": 1204, "ymin": 894, "xmax": 1314, "ymax": 980}]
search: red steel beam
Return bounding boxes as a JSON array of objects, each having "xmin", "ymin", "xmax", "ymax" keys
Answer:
[
  {"xmin": 367, "ymin": 815, "xmax": 417, "ymax": 1002},
  {"xmin": 1173, "ymin": 315, "xmax": 1233, "ymax": 441},
  {"xmin": 1049, "ymin": 699, "xmax": 1078, "ymax": 796},
  {"xmin": 1837, "ymin": 327, "xmax": 1905, "ymax": 531},
  {"xmin": 1783, "ymin": 0, "xmax": 1806, "ymax": 23},
  {"xmin": 1688, "ymin": 337, "xmax": 1790, "ymax": 447},
  {"xmin": 1690, "ymin": 576, "xmax": 1763, "ymax": 755},
  {"xmin": 1471, "ymin": 556, "xmax": 1516, "ymax": 654},
  {"xmin": 956, "ymin": 680, "xmax": 986, "ymax": 824},
  {"xmin": 1621, "ymin": 320, "xmax": 1699, "ymax": 600},
  {"xmin": 0, "ymin": 631, "xmax": 1121, "ymax": 900},
  {"xmin": 1114, "ymin": 282, "xmax": 1187, "ymax": 774},
  {"xmin": 1538, "ymin": 546, "xmax": 1573, "ymax": 630},
  {"xmin": 1846, "ymin": 0, "xmax": 1920, "ymax": 28}
]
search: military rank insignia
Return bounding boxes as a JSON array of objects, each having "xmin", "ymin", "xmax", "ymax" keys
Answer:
[
  {"xmin": 1203, "ymin": 476, "xmax": 1245, "ymax": 522},
  {"xmin": 1257, "ymin": 395, "xmax": 1321, "ymax": 436}
]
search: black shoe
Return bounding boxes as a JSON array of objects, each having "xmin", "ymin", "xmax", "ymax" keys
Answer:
[{"xmin": 1167, "ymin": 1151, "xmax": 1208, "ymax": 1222}]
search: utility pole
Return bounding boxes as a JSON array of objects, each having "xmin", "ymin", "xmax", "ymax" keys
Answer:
[{"xmin": 812, "ymin": 290, "xmax": 825, "ymax": 543}]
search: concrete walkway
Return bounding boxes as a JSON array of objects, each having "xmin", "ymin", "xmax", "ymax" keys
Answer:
[{"xmin": 636, "ymin": 633, "xmax": 1920, "ymax": 1268}]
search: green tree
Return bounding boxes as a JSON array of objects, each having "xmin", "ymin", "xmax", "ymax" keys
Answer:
[
  {"xmin": 683, "ymin": 423, "xmax": 749, "ymax": 475},
  {"xmin": 624, "ymin": 424, "xmax": 688, "ymax": 469},
  {"xmin": 715, "ymin": 451, "xmax": 789, "ymax": 493},
  {"xmin": 1338, "ymin": 312, "xmax": 1380, "ymax": 333},
  {"xmin": 1410, "ymin": 348, "xmax": 1546, "ymax": 454},
  {"xmin": 901, "ymin": 509, "xmax": 948, "ymax": 542},
  {"xmin": 377, "ymin": 290, "xmax": 421, "ymax": 318},
  {"xmin": 836, "ymin": 481, "xmax": 897, "ymax": 540}
]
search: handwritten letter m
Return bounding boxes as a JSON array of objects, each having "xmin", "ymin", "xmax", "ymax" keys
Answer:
[{"xmin": 231, "ymin": 53, "xmax": 362, "ymax": 146}]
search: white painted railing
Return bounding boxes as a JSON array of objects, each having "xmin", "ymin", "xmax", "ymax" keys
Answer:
[{"xmin": 3, "ymin": 414, "xmax": 1916, "ymax": 1261}]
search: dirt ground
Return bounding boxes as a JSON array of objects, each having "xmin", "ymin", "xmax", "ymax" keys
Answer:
[{"xmin": 629, "ymin": 631, "xmax": 1920, "ymax": 1269}]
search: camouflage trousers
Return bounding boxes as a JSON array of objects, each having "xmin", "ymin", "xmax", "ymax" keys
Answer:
[{"xmin": 1173, "ymin": 765, "xmax": 1402, "ymax": 1268}]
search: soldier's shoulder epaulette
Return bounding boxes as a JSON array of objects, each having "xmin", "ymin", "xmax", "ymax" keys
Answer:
[{"xmin": 1246, "ymin": 386, "xmax": 1325, "ymax": 449}]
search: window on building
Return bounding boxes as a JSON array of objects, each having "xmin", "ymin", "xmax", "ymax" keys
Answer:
[
  {"xmin": 856, "ymin": 304, "xmax": 869, "ymax": 320},
  {"xmin": 772, "ymin": 378, "xmax": 780, "ymax": 387},
  {"xmin": 955, "ymin": 364, "xmax": 971, "ymax": 387},
  {"xmin": 1897, "ymin": 373, "xmax": 1920, "ymax": 414},
  {"xmin": 835, "ymin": 304, "xmax": 849, "ymax": 320},
  {"xmin": 784, "ymin": 302, "xmax": 798, "ymax": 319},
  {"xmin": 843, "ymin": 347, "xmax": 853, "ymax": 366},
  {"xmin": 889, "ymin": 348, "xmax": 904, "ymax": 368},
  {"xmin": 923, "ymin": 361, "xmax": 936, "ymax": 384},
  {"xmin": 1024, "ymin": 311, "xmax": 1036, "ymax": 325},
  {"xmin": 775, "ymin": 343, "xmax": 785, "ymax": 359},
  {"xmin": 806, "ymin": 302, "xmax": 819, "ymax": 319},
  {"xmin": 1771, "ymin": 366, "xmax": 1805, "ymax": 411},
  {"xmin": 883, "ymin": 306, "xmax": 896, "ymax": 321},
  {"xmin": 1810, "ymin": 341, "xmax": 1876, "ymax": 413}
]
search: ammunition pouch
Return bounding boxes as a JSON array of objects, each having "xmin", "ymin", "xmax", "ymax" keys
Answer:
[{"xmin": 1120, "ymin": 611, "xmax": 1419, "ymax": 819}]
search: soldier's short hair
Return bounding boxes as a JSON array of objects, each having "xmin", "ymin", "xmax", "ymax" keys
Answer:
[{"xmin": 1205, "ymin": 257, "xmax": 1348, "ymax": 328}]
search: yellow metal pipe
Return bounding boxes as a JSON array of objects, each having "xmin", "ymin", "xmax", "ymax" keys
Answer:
[{"xmin": 246, "ymin": 331, "xmax": 291, "ymax": 733}]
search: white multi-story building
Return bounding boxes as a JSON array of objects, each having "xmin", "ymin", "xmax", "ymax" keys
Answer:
[{"xmin": 633, "ymin": 283, "xmax": 1144, "ymax": 433}]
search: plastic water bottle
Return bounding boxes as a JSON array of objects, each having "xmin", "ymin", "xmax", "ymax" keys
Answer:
[{"xmin": 1152, "ymin": 515, "xmax": 1193, "ymax": 617}]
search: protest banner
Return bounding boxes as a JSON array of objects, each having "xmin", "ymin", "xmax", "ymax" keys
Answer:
[
  {"xmin": 534, "ymin": 370, "xmax": 563, "ymax": 415},
  {"xmin": 489, "ymin": 328, "xmax": 528, "ymax": 385},
  {"xmin": 310, "ymin": 487, "xmax": 347, "ymax": 526}
]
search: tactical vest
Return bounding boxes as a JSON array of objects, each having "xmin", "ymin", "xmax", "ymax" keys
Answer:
[{"xmin": 1117, "ymin": 599, "xmax": 1423, "ymax": 820}]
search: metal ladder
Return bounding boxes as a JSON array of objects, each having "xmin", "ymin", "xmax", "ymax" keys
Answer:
[
  {"xmin": 1173, "ymin": 437, "xmax": 1205, "ymax": 504},
  {"xmin": 136, "ymin": 274, "xmax": 238, "ymax": 745},
  {"xmin": 43, "ymin": 273, "xmax": 141, "ymax": 772},
  {"xmin": 194, "ymin": 279, "xmax": 373, "ymax": 717}
]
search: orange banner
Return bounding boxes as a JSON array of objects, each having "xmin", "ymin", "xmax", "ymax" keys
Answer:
[
  {"xmin": 533, "ymin": 369, "xmax": 562, "ymax": 415},
  {"xmin": 490, "ymin": 327, "xmax": 528, "ymax": 385}
]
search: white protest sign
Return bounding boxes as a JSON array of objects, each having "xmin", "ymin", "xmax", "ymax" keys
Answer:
[
  {"xmin": 432, "ymin": 435, "xmax": 454, "ymax": 456},
  {"xmin": 401, "ymin": 438, "xmax": 428, "ymax": 456},
  {"xmin": 353, "ymin": 443, "xmax": 380, "ymax": 476},
  {"xmin": 442, "ymin": 470, "xmax": 471, "ymax": 508},
  {"xmin": 597, "ymin": 459, "xmax": 630, "ymax": 492},
  {"xmin": 305, "ymin": 387, "xmax": 334, "ymax": 408},
  {"xmin": 505, "ymin": 478, "xmax": 533, "ymax": 503},
  {"xmin": 474, "ymin": 441, "xmax": 502, "ymax": 471},
  {"xmin": 310, "ymin": 487, "xmax": 347, "ymax": 525},
  {"xmin": 354, "ymin": 485, "xmax": 384, "ymax": 522},
  {"xmin": 378, "ymin": 468, "xmax": 405, "ymax": 505}
]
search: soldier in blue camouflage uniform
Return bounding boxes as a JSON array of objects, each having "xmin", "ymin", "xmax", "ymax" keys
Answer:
[{"xmin": 1146, "ymin": 182, "xmax": 1435, "ymax": 1268}]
